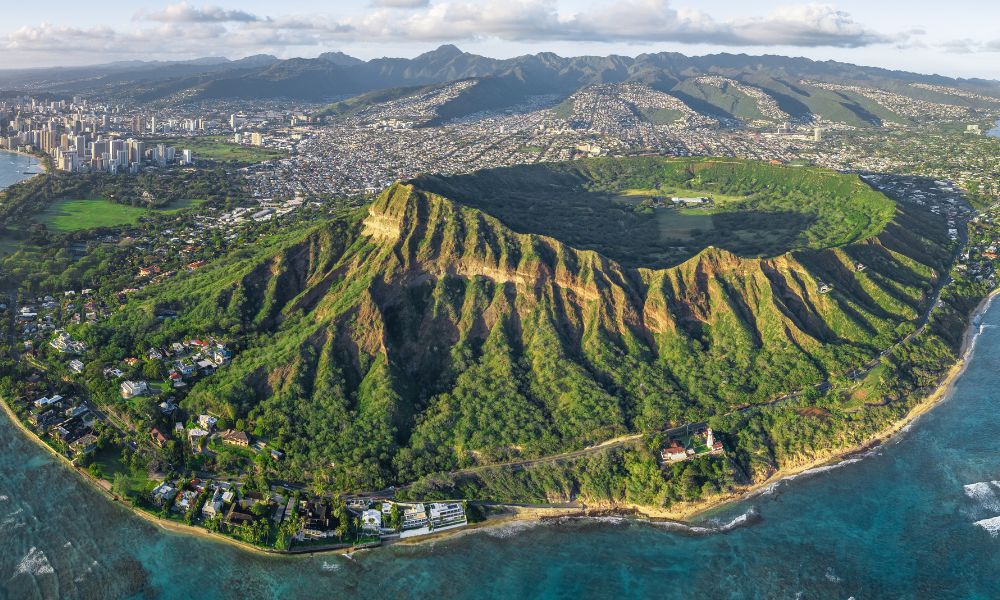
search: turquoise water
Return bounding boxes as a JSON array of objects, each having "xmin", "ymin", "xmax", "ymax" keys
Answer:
[
  {"xmin": 0, "ymin": 151, "xmax": 41, "ymax": 190},
  {"xmin": 3, "ymin": 301, "xmax": 1000, "ymax": 599}
]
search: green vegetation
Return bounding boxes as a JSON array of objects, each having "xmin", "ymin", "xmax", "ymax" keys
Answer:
[
  {"xmin": 318, "ymin": 85, "xmax": 432, "ymax": 118},
  {"xmin": 417, "ymin": 157, "xmax": 896, "ymax": 269},
  {"xmin": 672, "ymin": 79, "xmax": 765, "ymax": 122},
  {"xmin": 144, "ymin": 136, "xmax": 285, "ymax": 164},
  {"xmin": 1, "ymin": 153, "xmax": 971, "ymax": 517},
  {"xmin": 637, "ymin": 107, "xmax": 685, "ymax": 124},
  {"xmin": 67, "ymin": 157, "xmax": 954, "ymax": 507},
  {"xmin": 34, "ymin": 197, "xmax": 202, "ymax": 232}
]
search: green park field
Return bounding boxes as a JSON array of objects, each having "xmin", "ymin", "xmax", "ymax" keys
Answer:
[
  {"xmin": 35, "ymin": 198, "xmax": 202, "ymax": 232},
  {"xmin": 146, "ymin": 136, "xmax": 285, "ymax": 164}
]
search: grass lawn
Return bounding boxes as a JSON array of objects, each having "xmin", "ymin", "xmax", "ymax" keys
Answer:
[
  {"xmin": 34, "ymin": 198, "xmax": 202, "ymax": 232},
  {"xmin": 146, "ymin": 136, "xmax": 285, "ymax": 164},
  {"xmin": 91, "ymin": 445, "xmax": 129, "ymax": 478}
]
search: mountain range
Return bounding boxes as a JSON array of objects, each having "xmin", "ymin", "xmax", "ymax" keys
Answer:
[{"xmin": 3, "ymin": 46, "xmax": 999, "ymax": 125}]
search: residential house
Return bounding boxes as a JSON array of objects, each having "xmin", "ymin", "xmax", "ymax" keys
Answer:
[
  {"xmin": 50, "ymin": 330, "xmax": 86, "ymax": 354},
  {"xmin": 197, "ymin": 414, "xmax": 218, "ymax": 431},
  {"xmin": 33, "ymin": 394, "xmax": 63, "ymax": 408},
  {"xmin": 68, "ymin": 359, "xmax": 85, "ymax": 374},
  {"xmin": 220, "ymin": 430, "xmax": 250, "ymax": 447},
  {"xmin": 202, "ymin": 490, "xmax": 224, "ymax": 518},
  {"xmin": 400, "ymin": 503, "xmax": 429, "ymax": 530},
  {"xmin": 428, "ymin": 503, "xmax": 467, "ymax": 529},
  {"xmin": 150, "ymin": 427, "xmax": 169, "ymax": 448},
  {"xmin": 210, "ymin": 346, "xmax": 232, "ymax": 365},
  {"xmin": 151, "ymin": 482, "xmax": 177, "ymax": 506},
  {"xmin": 120, "ymin": 380, "xmax": 149, "ymax": 399},
  {"xmin": 188, "ymin": 428, "xmax": 209, "ymax": 451},
  {"xmin": 661, "ymin": 444, "xmax": 688, "ymax": 462},
  {"xmin": 361, "ymin": 509, "xmax": 382, "ymax": 532},
  {"xmin": 300, "ymin": 500, "xmax": 335, "ymax": 538},
  {"xmin": 70, "ymin": 433, "xmax": 98, "ymax": 455}
]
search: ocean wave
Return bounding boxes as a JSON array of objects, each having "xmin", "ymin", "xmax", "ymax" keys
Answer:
[
  {"xmin": 963, "ymin": 481, "xmax": 1000, "ymax": 512},
  {"xmin": 13, "ymin": 547, "xmax": 54, "ymax": 577},
  {"xmin": 654, "ymin": 507, "xmax": 759, "ymax": 535},
  {"xmin": 564, "ymin": 515, "xmax": 628, "ymax": 526},
  {"xmin": 0, "ymin": 495, "xmax": 8, "ymax": 501},
  {"xmin": 974, "ymin": 516, "xmax": 1000, "ymax": 537},
  {"xmin": 785, "ymin": 458, "xmax": 863, "ymax": 481},
  {"xmin": 759, "ymin": 481, "xmax": 782, "ymax": 496},
  {"xmin": 483, "ymin": 519, "xmax": 547, "ymax": 539},
  {"xmin": 780, "ymin": 448, "xmax": 884, "ymax": 484},
  {"xmin": 1, "ymin": 508, "xmax": 25, "ymax": 531},
  {"xmin": 72, "ymin": 560, "xmax": 97, "ymax": 584},
  {"xmin": 824, "ymin": 567, "xmax": 842, "ymax": 583},
  {"xmin": 320, "ymin": 561, "xmax": 341, "ymax": 572}
]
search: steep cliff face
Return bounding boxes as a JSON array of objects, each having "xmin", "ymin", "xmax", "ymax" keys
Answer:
[
  {"xmin": 168, "ymin": 161, "xmax": 949, "ymax": 488},
  {"xmin": 354, "ymin": 181, "xmax": 935, "ymax": 370}
]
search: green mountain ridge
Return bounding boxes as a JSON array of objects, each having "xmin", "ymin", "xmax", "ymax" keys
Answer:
[{"xmin": 104, "ymin": 158, "xmax": 952, "ymax": 492}]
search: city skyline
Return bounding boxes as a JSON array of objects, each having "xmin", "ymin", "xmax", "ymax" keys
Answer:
[{"xmin": 1, "ymin": 1, "xmax": 999, "ymax": 79}]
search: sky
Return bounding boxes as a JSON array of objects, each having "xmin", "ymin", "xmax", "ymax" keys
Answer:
[{"xmin": 2, "ymin": 0, "xmax": 999, "ymax": 79}]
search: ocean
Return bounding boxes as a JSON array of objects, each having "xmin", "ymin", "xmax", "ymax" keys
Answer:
[
  {"xmin": 0, "ymin": 151, "xmax": 41, "ymax": 191},
  {"xmin": 3, "ymin": 302, "xmax": 1000, "ymax": 599},
  {"xmin": 988, "ymin": 119, "xmax": 1000, "ymax": 138}
]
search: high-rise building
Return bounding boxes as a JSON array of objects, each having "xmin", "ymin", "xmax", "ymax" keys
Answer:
[
  {"xmin": 127, "ymin": 139, "xmax": 145, "ymax": 164},
  {"xmin": 72, "ymin": 135, "xmax": 87, "ymax": 158}
]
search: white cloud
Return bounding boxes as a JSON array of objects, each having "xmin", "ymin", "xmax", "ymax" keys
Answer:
[
  {"xmin": 325, "ymin": 1, "xmax": 892, "ymax": 48},
  {"xmin": 939, "ymin": 38, "xmax": 1000, "ymax": 54},
  {"xmin": 137, "ymin": 2, "xmax": 260, "ymax": 23},
  {"xmin": 370, "ymin": 0, "xmax": 431, "ymax": 8},
  {"xmin": 0, "ymin": 0, "xmax": 959, "ymax": 65}
]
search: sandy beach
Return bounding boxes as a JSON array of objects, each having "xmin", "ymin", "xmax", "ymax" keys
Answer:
[{"xmin": 1, "ymin": 148, "xmax": 48, "ymax": 175}]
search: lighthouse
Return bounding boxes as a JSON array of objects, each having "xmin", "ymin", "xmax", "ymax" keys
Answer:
[{"xmin": 706, "ymin": 427, "xmax": 714, "ymax": 448}]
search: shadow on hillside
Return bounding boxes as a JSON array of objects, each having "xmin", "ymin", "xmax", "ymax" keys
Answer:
[{"xmin": 424, "ymin": 180, "xmax": 817, "ymax": 269}]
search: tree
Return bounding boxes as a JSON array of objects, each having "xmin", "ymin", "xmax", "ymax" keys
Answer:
[{"xmin": 388, "ymin": 503, "xmax": 402, "ymax": 531}]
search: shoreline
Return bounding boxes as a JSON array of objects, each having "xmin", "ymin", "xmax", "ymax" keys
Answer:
[
  {"xmin": 0, "ymin": 395, "xmax": 335, "ymax": 558},
  {"xmin": 0, "ymin": 148, "xmax": 48, "ymax": 188},
  {"xmin": 0, "ymin": 288, "xmax": 996, "ymax": 555},
  {"xmin": 624, "ymin": 286, "xmax": 1000, "ymax": 522}
]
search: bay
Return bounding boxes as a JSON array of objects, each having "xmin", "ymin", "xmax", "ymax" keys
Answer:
[
  {"xmin": 3, "ymin": 302, "xmax": 1000, "ymax": 599},
  {"xmin": 0, "ymin": 151, "xmax": 41, "ymax": 191}
]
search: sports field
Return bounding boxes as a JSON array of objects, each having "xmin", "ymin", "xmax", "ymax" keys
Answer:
[
  {"xmin": 146, "ymin": 136, "xmax": 285, "ymax": 163},
  {"xmin": 35, "ymin": 198, "xmax": 201, "ymax": 232}
]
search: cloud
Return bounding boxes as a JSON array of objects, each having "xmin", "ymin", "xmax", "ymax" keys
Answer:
[
  {"xmin": 346, "ymin": 0, "xmax": 891, "ymax": 48},
  {"xmin": 370, "ymin": 0, "xmax": 430, "ymax": 7},
  {"xmin": 138, "ymin": 2, "xmax": 260, "ymax": 23},
  {"xmin": 1, "ymin": 0, "xmax": 922, "ymax": 65},
  {"xmin": 939, "ymin": 38, "xmax": 1000, "ymax": 54},
  {"xmin": 5, "ymin": 21, "xmax": 231, "ymax": 55}
]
